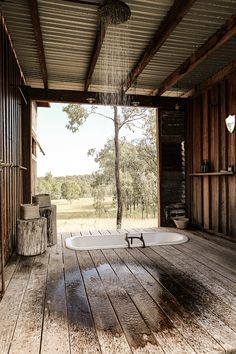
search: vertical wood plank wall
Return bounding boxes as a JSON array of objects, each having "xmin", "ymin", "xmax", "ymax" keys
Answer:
[
  {"xmin": 0, "ymin": 17, "xmax": 24, "ymax": 271},
  {"xmin": 188, "ymin": 73, "xmax": 236, "ymax": 240}
]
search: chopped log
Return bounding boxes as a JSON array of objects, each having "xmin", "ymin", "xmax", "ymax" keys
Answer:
[
  {"xmin": 39, "ymin": 205, "xmax": 57, "ymax": 246},
  {"xmin": 17, "ymin": 218, "xmax": 47, "ymax": 256},
  {"xmin": 20, "ymin": 204, "xmax": 40, "ymax": 220}
]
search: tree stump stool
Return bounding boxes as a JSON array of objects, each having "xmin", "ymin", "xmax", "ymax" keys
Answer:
[
  {"xmin": 17, "ymin": 218, "xmax": 47, "ymax": 256},
  {"xmin": 39, "ymin": 205, "xmax": 57, "ymax": 246}
]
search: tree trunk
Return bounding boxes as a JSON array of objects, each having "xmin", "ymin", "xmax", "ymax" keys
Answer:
[
  {"xmin": 114, "ymin": 106, "xmax": 123, "ymax": 229},
  {"xmin": 141, "ymin": 199, "xmax": 144, "ymax": 219}
]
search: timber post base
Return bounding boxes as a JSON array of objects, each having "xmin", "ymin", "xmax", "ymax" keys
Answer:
[
  {"xmin": 39, "ymin": 205, "xmax": 57, "ymax": 246},
  {"xmin": 17, "ymin": 218, "xmax": 47, "ymax": 256}
]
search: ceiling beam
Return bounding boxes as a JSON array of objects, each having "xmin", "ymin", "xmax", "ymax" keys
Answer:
[
  {"xmin": 84, "ymin": 22, "xmax": 107, "ymax": 91},
  {"xmin": 155, "ymin": 13, "xmax": 236, "ymax": 96},
  {"xmin": 36, "ymin": 101, "xmax": 51, "ymax": 108},
  {"xmin": 28, "ymin": 0, "xmax": 48, "ymax": 89},
  {"xmin": 194, "ymin": 60, "xmax": 236, "ymax": 96},
  {"xmin": 22, "ymin": 86, "xmax": 187, "ymax": 108},
  {"xmin": 63, "ymin": 0, "xmax": 101, "ymax": 6},
  {"xmin": 180, "ymin": 89, "xmax": 194, "ymax": 98},
  {"xmin": 125, "ymin": 0, "xmax": 196, "ymax": 91}
]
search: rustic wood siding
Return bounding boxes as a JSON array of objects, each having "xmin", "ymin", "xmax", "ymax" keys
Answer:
[
  {"xmin": 158, "ymin": 109, "xmax": 186, "ymax": 226},
  {"xmin": 188, "ymin": 73, "xmax": 236, "ymax": 240},
  {"xmin": 0, "ymin": 16, "xmax": 24, "ymax": 268},
  {"xmin": 31, "ymin": 101, "xmax": 37, "ymax": 196}
]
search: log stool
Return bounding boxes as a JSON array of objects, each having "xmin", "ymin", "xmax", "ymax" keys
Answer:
[
  {"xmin": 17, "ymin": 218, "xmax": 47, "ymax": 256},
  {"xmin": 39, "ymin": 205, "xmax": 57, "ymax": 246}
]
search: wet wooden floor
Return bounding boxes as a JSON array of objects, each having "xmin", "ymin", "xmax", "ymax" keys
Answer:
[{"xmin": 0, "ymin": 228, "xmax": 236, "ymax": 354}]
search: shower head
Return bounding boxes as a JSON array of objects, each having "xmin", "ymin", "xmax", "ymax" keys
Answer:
[{"xmin": 98, "ymin": 0, "xmax": 131, "ymax": 25}]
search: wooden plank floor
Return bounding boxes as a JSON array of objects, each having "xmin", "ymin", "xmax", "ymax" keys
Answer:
[{"xmin": 0, "ymin": 228, "xmax": 236, "ymax": 354}]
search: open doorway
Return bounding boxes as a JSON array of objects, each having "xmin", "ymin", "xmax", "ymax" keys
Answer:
[
  {"xmin": 36, "ymin": 103, "xmax": 160, "ymax": 233},
  {"xmin": 157, "ymin": 109, "xmax": 186, "ymax": 226}
]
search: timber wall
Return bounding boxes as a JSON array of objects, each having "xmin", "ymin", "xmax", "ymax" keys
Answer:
[
  {"xmin": 0, "ymin": 16, "xmax": 24, "ymax": 269},
  {"xmin": 188, "ymin": 72, "xmax": 236, "ymax": 240}
]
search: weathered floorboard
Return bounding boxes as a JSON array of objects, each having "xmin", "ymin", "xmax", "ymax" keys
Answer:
[
  {"xmin": 0, "ymin": 229, "xmax": 235, "ymax": 354},
  {"xmin": 62, "ymin": 235, "xmax": 101, "ymax": 354},
  {"xmin": 130, "ymin": 247, "xmax": 236, "ymax": 352},
  {"xmin": 146, "ymin": 246, "xmax": 236, "ymax": 328},
  {"xmin": 89, "ymin": 230, "xmax": 102, "ymax": 236},
  {"xmin": 77, "ymin": 250, "xmax": 132, "ymax": 354},
  {"xmin": 189, "ymin": 229, "xmax": 236, "ymax": 251},
  {"xmin": 186, "ymin": 238, "xmax": 236, "ymax": 272},
  {"xmin": 79, "ymin": 230, "xmax": 91, "ymax": 236},
  {"xmin": 98, "ymin": 230, "xmax": 111, "ymax": 235},
  {"xmin": 3, "ymin": 254, "xmax": 19, "ymax": 290},
  {"xmin": 175, "ymin": 243, "xmax": 236, "ymax": 295},
  {"xmin": 90, "ymin": 249, "xmax": 163, "ymax": 354},
  {"xmin": 170, "ymin": 244, "xmax": 236, "ymax": 302},
  {"xmin": 115, "ymin": 248, "xmax": 225, "ymax": 354},
  {"xmin": 41, "ymin": 235, "xmax": 70, "ymax": 354},
  {"xmin": 181, "ymin": 240, "xmax": 236, "ymax": 283},
  {"xmin": 9, "ymin": 252, "xmax": 49, "ymax": 354},
  {"xmin": 0, "ymin": 257, "xmax": 35, "ymax": 354},
  {"xmin": 103, "ymin": 248, "xmax": 196, "ymax": 354}
]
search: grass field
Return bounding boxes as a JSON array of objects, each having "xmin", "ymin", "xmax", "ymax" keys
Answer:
[{"xmin": 54, "ymin": 198, "xmax": 158, "ymax": 232}]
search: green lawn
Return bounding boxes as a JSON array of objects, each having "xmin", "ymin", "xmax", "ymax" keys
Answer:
[{"xmin": 53, "ymin": 198, "xmax": 158, "ymax": 232}]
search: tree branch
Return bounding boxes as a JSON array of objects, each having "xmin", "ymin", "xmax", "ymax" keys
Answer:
[
  {"xmin": 119, "ymin": 115, "xmax": 147, "ymax": 129},
  {"xmin": 90, "ymin": 107, "xmax": 114, "ymax": 121}
]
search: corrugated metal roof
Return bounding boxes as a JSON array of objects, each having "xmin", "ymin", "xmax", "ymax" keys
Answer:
[
  {"xmin": 92, "ymin": 0, "xmax": 173, "ymax": 92},
  {"xmin": 38, "ymin": 0, "xmax": 98, "ymax": 90},
  {"xmin": 1, "ymin": 0, "xmax": 236, "ymax": 95},
  {"xmin": 137, "ymin": 0, "xmax": 236, "ymax": 92},
  {"xmin": 1, "ymin": 0, "xmax": 44, "ymax": 87},
  {"xmin": 178, "ymin": 35, "xmax": 236, "ymax": 89}
]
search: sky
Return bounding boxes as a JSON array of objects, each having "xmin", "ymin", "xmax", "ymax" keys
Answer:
[{"xmin": 37, "ymin": 103, "xmax": 142, "ymax": 177}]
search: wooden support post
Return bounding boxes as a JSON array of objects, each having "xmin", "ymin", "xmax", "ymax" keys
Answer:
[
  {"xmin": 39, "ymin": 205, "xmax": 57, "ymax": 246},
  {"xmin": 21, "ymin": 96, "xmax": 32, "ymax": 204},
  {"xmin": 17, "ymin": 218, "xmax": 47, "ymax": 256}
]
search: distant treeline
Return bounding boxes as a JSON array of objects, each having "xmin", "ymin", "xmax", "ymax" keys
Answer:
[
  {"xmin": 37, "ymin": 173, "xmax": 112, "ymax": 200},
  {"xmin": 37, "ymin": 110, "xmax": 158, "ymax": 218}
]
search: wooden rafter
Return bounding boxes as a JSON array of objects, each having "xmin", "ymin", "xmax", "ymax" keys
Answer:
[
  {"xmin": 63, "ymin": 0, "xmax": 101, "ymax": 6},
  {"xmin": 194, "ymin": 60, "xmax": 236, "ymax": 96},
  {"xmin": 84, "ymin": 22, "xmax": 107, "ymax": 91},
  {"xmin": 125, "ymin": 0, "xmax": 196, "ymax": 91},
  {"xmin": 181, "ymin": 61, "xmax": 236, "ymax": 98},
  {"xmin": 21, "ymin": 86, "xmax": 187, "ymax": 108},
  {"xmin": 28, "ymin": 0, "xmax": 48, "ymax": 89},
  {"xmin": 155, "ymin": 13, "xmax": 236, "ymax": 96}
]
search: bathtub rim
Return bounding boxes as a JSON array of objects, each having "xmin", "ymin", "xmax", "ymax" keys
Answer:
[{"xmin": 65, "ymin": 232, "xmax": 189, "ymax": 251}]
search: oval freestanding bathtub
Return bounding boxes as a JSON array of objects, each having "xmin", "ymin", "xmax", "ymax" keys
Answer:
[{"xmin": 65, "ymin": 231, "xmax": 188, "ymax": 251}]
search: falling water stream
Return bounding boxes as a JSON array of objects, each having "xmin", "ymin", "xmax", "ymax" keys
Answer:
[
  {"xmin": 98, "ymin": 24, "xmax": 131, "ymax": 106},
  {"xmin": 98, "ymin": 0, "xmax": 131, "ymax": 105}
]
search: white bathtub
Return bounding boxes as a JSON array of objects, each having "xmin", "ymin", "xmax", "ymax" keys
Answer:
[{"xmin": 65, "ymin": 231, "xmax": 188, "ymax": 251}]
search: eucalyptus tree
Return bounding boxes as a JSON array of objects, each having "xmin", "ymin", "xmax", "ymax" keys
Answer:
[{"xmin": 63, "ymin": 104, "xmax": 149, "ymax": 228}]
